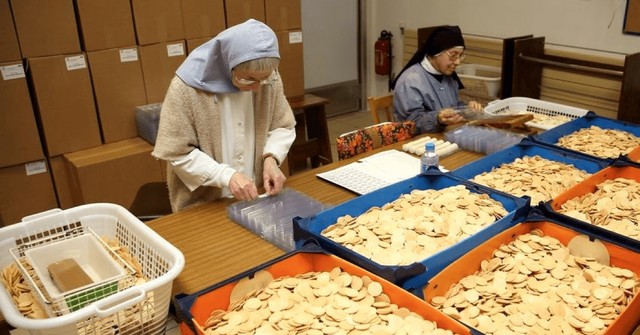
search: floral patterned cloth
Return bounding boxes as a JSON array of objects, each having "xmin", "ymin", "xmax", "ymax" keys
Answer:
[{"xmin": 336, "ymin": 121, "xmax": 417, "ymax": 160}]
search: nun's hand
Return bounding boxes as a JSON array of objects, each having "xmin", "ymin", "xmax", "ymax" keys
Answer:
[
  {"xmin": 438, "ymin": 108, "xmax": 465, "ymax": 125},
  {"xmin": 262, "ymin": 156, "xmax": 286, "ymax": 196},
  {"xmin": 228, "ymin": 172, "xmax": 259, "ymax": 201}
]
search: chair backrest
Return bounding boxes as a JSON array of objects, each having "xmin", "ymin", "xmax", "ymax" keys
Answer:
[
  {"xmin": 367, "ymin": 94, "xmax": 395, "ymax": 124},
  {"xmin": 336, "ymin": 121, "xmax": 417, "ymax": 160}
]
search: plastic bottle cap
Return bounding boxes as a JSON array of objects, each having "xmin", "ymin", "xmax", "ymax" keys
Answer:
[{"xmin": 426, "ymin": 142, "xmax": 435, "ymax": 150}]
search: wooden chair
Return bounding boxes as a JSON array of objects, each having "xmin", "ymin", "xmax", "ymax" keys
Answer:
[
  {"xmin": 336, "ymin": 121, "xmax": 417, "ymax": 160},
  {"xmin": 367, "ymin": 94, "xmax": 395, "ymax": 124}
]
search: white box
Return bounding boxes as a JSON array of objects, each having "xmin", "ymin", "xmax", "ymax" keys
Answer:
[
  {"xmin": 25, "ymin": 233, "xmax": 126, "ymax": 302},
  {"xmin": 457, "ymin": 64, "xmax": 501, "ymax": 98}
]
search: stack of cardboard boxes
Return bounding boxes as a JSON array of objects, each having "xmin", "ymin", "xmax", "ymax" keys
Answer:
[{"xmin": 0, "ymin": 0, "xmax": 304, "ymax": 226}]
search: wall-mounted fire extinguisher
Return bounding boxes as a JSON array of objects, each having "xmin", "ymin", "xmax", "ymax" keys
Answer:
[{"xmin": 374, "ymin": 30, "xmax": 393, "ymax": 76}]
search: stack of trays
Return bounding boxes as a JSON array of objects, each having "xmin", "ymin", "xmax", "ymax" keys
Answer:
[
  {"xmin": 531, "ymin": 111, "xmax": 640, "ymax": 163},
  {"xmin": 541, "ymin": 161, "xmax": 640, "ymax": 251},
  {"xmin": 292, "ymin": 171, "xmax": 529, "ymax": 292},
  {"xmin": 227, "ymin": 188, "xmax": 325, "ymax": 251},
  {"xmin": 450, "ymin": 138, "xmax": 609, "ymax": 206},
  {"xmin": 174, "ymin": 247, "xmax": 481, "ymax": 335},
  {"xmin": 420, "ymin": 213, "xmax": 640, "ymax": 335}
]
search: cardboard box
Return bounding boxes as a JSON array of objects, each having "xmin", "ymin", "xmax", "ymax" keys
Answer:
[
  {"xmin": 276, "ymin": 30, "xmax": 304, "ymax": 99},
  {"xmin": 0, "ymin": 161, "xmax": 58, "ymax": 227},
  {"xmin": 63, "ymin": 138, "xmax": 165, "ymax": 210},
  {"xmin": 131, "ymin": 0, "xmax": 185, "ymax": 45},
  {"xmin": 186, "ymin": 37, "xmax": 212, "ymax": 54},
  {"xmin": 139, "ymin": 41, "xmax": 186, "ymax": 103},
  {"xmin": 0, "ymin": 0, "xmax": 21, "ymax": 62},
  {"xmin": 10, "ymin": 0, "xmax": 81, "ymax": 58},
  {"xmin": 48, "ymin": 156, "xmax": 74, "ymax": 209},
  {"xmin": 224, "ymin": 0, "xmax": 265, "ymax": 27},
  {"xmin": 265, "ymin": 0, "xmax": 301, "ymax": 31},
  {"xmin": 28, "ymin": 54, "xmax": 102, "ymax": 157},
  {"xmin": 75, "ymin": 0, "xmax": 136, "ymax": 51},
  {"xmin": 180, "ymin": 0, "xmax": 226, "ymax": 39},
  {"xmin": 87, "ymin": 47, "xmax": 148, "ymax": 143},
  {"xmin": 0, "ymin": 61, "xmax": 43, "ymax": 168}
]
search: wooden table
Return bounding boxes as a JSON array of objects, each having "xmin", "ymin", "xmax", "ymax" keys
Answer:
[
  {"xmin": 146, "ymin": 134, "xmax": 483, "ymax": 297},
  {"xmin": 287, "ymin": 94, "xmax": 332, "ymax": 174}
]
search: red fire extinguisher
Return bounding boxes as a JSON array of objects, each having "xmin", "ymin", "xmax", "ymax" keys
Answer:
[{"xmin": 375, "ymin": 30, "xmax": 393, "ymax": 76}]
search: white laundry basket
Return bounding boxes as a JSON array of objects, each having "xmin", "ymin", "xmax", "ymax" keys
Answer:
[
  {"xmin": 0, "ymin": 203, "xmax": 185, "ymax": 335},
  {"xmin": 484, "ymin": 97, "xmax": 589, "ymax": 130}
]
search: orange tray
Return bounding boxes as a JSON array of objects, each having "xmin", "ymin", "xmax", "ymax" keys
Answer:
[
  {"xmin": 422, "ymin": 219, "xmax": 640, "ymax": 335},
  {"xmin": 627, "ymin": 145, "xmax": 640, "ymax": 163},
  {"xmin": 176, "ymin": 249, "xmax": 477, "ymax": 335},
  {"xmin": 544, "ymin": 163, "xmax": 640, "ymax": 250}
]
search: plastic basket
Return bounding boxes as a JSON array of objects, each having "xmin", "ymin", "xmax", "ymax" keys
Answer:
[
  {"xmin": 0, "ymin": 203, "xmax": 185, "ymax": 335},
  {"xmin": 484, "ymin": 97, "xmax": 589, "ymax": 130},
  {"xmin": 421, "ymin": 213, "xmax": 640, "ymax": 335},
  {"xmin": 456, "ymin": 64, "xmax": 501, "ymax": 98}
]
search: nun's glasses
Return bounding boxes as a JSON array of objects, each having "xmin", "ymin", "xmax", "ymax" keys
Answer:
[
  {"xmin": 444, "ymin": 50, "xmax": 467, "ymax": 62},
  {"xmin": 234, "ymin": 71, "xmax": 277, "ymax": 85}
]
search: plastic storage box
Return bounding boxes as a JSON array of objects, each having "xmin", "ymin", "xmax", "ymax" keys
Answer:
[
  {"xmin": 226, "ymin": 188, "xmax": 325, "ymax": 251},
  {"xmin": 0, "ymin": 204, "xmax": 185, "ymax": 335},
  {"xmin": 135, "ymin": 103, "xmax": 162, "ymax": 145},
  {"xmin": 542, "ymin": 161, "xmax": 640, "ymax": 252},
  {"xmin": 484, "ymin": 96, "xmax": 589, "ymax": 130},
  {"xmin": 444, "ymin": 124, "xmax": 527, "ymax": 154},
  {"xmin": 456, "ymin": 64, "xmax": 501, "ymax": 98},
  {"xmin": 450, "ymin": 138, "xmax": 609, "ymax": 203},
  {"xmin": 532, "ymin": 111, "xmax": 640, "ymax": 161},
  {"xmin": 421, "ymin": 214, "xmax": 640, "ymax": 335},
  {"xmin": 174, "ymin": 247, "xmax": 481, "ymax": 335},
  {"xmin": 292, "ymin": 171, "xmax": 530, "ymax": 288},
  {"xmin": 22, "ymin": 231, "xmax": 129, "ymax": 314}
]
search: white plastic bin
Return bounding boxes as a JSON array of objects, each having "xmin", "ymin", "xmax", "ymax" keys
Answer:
[
  {"xmin": 456, "ymin": 64, "xmax": 501, "ymax": 98},
  {"xmin": 0, "ymin": 203, "xmax": 185, "ymax": 335},
  {"xmin": 484, "ymin": 97, "xmax": 589, "ymax": 130}
]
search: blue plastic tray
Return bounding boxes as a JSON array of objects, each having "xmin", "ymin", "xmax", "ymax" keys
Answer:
[
  {"xmin": 450, "ymin": 138, "xmax": 609, "ymax": 201},
  {"xmin": 292, "ymin": 170, "xmax": 530, "ymax": 287},
  {"xmin": 532, "ymin": 111, "xmax": 640, "ymax": 162}
]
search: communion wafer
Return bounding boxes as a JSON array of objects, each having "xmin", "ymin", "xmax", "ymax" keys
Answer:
[
  {"xmin": 203, "ymin": 267, "xmax": 461, "ymax": 335},
  {"xmin": 429, "ymin": 231, "xmax": 639, "ymax": 335},
  {"xmin": 470, "ymin": 155, "xmax": 591, "ymax": 204},
  {"xmin": 321, "ymin": 185, "xmax": 508, "ymax": 266},
  {"xmin": 559, "ymin": 177, "xmax": 640, "ymax": 240},
  {"xmin": 556, "ymin": 126, "xmax": 640, "ymax": 158}
]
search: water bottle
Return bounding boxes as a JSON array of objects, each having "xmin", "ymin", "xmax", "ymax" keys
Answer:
[{"xmin": 420, "ymin": 142, "xmax": 439, "ymax": 172}]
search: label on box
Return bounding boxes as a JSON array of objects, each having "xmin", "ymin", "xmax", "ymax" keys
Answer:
[
  {"xmin": 119, "ymin": 48, "xmax": 139, "ymax": 63},
  {"xmin": 65, "ymin": 55, "xmax": 87, "ymax": 71},
  {"xmin": 167, "ymin": 43, "xmax": 185, "ymax": 57},
  {"xmin": 25, "ymin": 160, "xmax": 47, "ymax": 176},
  {"xmin": 289, "ymin": 31, "xmax": 303, "ymax": 44},
  {"xmin": 1, "ymin": 64, "xmax": 26, "ymax": 80}
]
